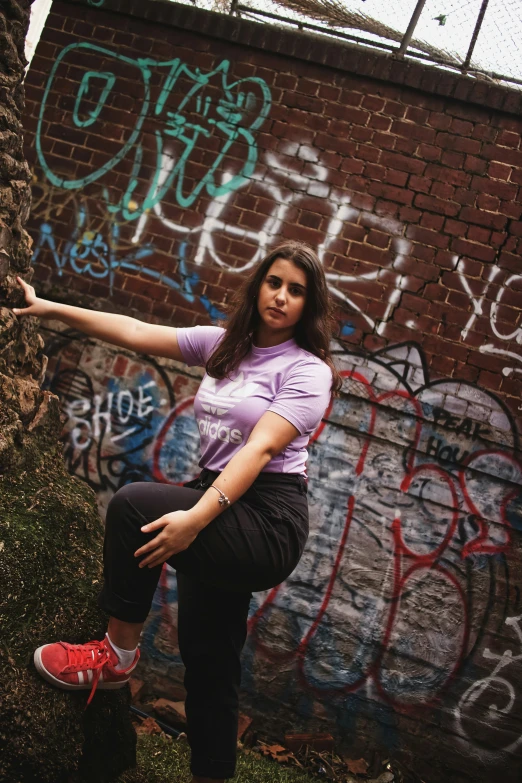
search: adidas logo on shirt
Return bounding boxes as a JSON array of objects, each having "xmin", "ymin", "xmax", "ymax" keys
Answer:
[
  {"xmin": 197, "ymin": 416, "xmax": 243, "ymax": 444},
  {"xmin": 198, "ymin": 373, "xmax": 260, "ymax": 417}
]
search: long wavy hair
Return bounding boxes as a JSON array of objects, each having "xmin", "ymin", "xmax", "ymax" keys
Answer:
[{"xmin": 206, "ymin": 241, "xmax": 343, "ymax": 394}]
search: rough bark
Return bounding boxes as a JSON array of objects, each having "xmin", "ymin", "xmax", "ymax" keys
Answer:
[
  {"xmin": 0, "ymin": 0, "xmax": 61, "ymax": 472},
  {"xmin": 0, "ymin": 3, "xmax": 137, "ymax": 780}
]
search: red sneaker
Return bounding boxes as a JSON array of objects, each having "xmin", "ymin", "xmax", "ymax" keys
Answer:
[{"xmin": 34, "ymin": 637, "xmax": 140, "ymax": 705}]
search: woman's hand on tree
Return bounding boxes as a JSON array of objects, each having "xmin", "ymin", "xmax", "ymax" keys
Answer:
[
  {"xmin": 135, "ymin": 510, "xmax": 202, "ymax": 568},
  {"xmin": 12, "ymin": 276, "xmax": 55, "ymax": 319}
]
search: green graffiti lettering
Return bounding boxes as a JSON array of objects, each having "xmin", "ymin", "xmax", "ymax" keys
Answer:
[
  {"xmin": 73, "ymin": 71, "xmax": 116, "ymax": 128},
  {"xmin": 36, "ymin": 43, "xmax": 272, "ymax": 214}
]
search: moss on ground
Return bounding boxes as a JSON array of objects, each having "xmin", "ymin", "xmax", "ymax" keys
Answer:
[
  {"xmin": 119, "ymin": 734, "xmax": 323, "ymax": 783},
  {"xmin": 0, "ymin": 456, "xmax": 133, "ymax": 782}
]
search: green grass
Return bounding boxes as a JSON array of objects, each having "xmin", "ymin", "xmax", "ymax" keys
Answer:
[{"xmin": 119, "ymin": 735, "xmax": 323, "ymax": 783}]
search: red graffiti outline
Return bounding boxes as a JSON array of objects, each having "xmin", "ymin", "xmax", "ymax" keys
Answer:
[{"xmin": 248, "ymin": 369, "xmax": 518, "ymax": 711}]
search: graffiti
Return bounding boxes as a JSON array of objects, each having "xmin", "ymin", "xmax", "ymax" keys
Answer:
[
  {"xmin": 130, "ymin": 144, "xmax": 413, "ymax": 338},
  {"xmin": 243, "ymin": 343, "xmax": 521, "ymax": 713},
  {"xmin": 42, "ymin": 332, "xmax": 201, "ymax": 502},
  {"xmin": 44, "ymin": 330, "xmax": 521, "ymax": 732},
  {"xmin": 30, "ymin": 178, "xmax": 226, "ymax": 320},
  {"xmin": 458, "ymin": 260, "xmax": 522, "ymax": 380},
  {"xmin": 456, "ymin": 613, "xmax": 522, "ymax": 754},
  {"xmin": 32, "ymin": 45, "xmax": 522, "ymax": 385},
  {"xmin": 36, "ymin": 43, "xmax": 271, "ymax": 214}
]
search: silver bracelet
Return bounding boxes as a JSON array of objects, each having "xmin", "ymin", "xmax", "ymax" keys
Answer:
[{"xmin": 209, "ymin": 484, "xmax": 231, "ymax": 508}]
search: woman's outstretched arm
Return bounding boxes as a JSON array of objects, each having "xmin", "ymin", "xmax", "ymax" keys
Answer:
[{"xmin": 12, "ymin": 276, "xmax": 184, "ymax": 361}]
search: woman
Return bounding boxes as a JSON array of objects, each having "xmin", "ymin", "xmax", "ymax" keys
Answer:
[{"xmin": 15, "ymin": 240, "xmax": 342, "ymax": 783}]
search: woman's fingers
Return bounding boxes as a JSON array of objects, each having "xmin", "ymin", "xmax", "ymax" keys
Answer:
[
  {"xmin": 134, "ymin": 534, "xmax": 162, "ymax": 558},
  {"xmin": 140, "ymin": 546, "xmax": 168, "ymax": 569},
  {"xmin": 141, "ymin": 518, "xmax": 167, "ymax": 533},
  {"xmin": 13, "ymin": 276, "xmax": 36, "ymax": 315}
]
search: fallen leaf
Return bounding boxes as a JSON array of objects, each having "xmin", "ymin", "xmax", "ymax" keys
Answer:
[
  {"xmin": 152, "ymin": 698, "xmax": 186, "ymax": 725},
  {"xmin": 346, "ymin": 757, "xmax": 369, "ymax": 775},
  {"xmin": 237, "ymin": 712, "xmax": 253, "ymax": 740},
  {"xmin": 129, "ymin": 677, "xmax": 144, "ymax": 700},
  {"xmin": 135, "ymin": 717, "xmax": 162, "ymax": 735}
]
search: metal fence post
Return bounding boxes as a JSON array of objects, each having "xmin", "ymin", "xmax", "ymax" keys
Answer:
[
  {"xmin": 395, "ymin": 0, "xmax": 428, "ymax": 58},
  {"xmin": 462, "ymin": 0, "xmax": 490, "ymax": 73}
]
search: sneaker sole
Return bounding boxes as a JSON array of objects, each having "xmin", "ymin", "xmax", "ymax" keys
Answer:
[{"xmin": 34, "ymin": 646, "xmax": 130, "ymax": 691}]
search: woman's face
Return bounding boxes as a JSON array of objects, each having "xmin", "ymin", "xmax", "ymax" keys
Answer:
[{"xmin": 257, "ymin": 258, "xmax": 308, "ymax": 335}]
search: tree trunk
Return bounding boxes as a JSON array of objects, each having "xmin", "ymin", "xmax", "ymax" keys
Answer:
[
  {"xmin": 0, "ymin": 0, "xmax": 63, "ymax": 471},
  {"xmin": 0, "ymin": 5, "xmax": 137, "ymax": 780}
]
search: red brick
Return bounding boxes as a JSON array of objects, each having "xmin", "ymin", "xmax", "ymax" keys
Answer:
[
  {"xmin": 401, "ymin": 292, "xmax": 430, "ymax": 315},
  {"xmin": 444, "ymin": 218, "xmax": 467, "ymax": 237},
  {"xmin": 471, "ymin": 124, "xmax": 497, "ymax": 142},
  {"xmin": 394, "ymin": 256, "xmax": 439, "ymax": 281},
  {"xmin": 409, "ymin": 175, "xmax": 431, "ymax": 194},
  {"xmin": 450, "ymin": 117, "xmax": 474, "ymax": 136},
  {"xmin": 417, "ymin": 144, "xmax": 441, "ymax": 162},
  {"xmin": 375, "ymin": 199, "xmax": 399, "ymax": 218},
  {"xmin": 368, "ymin": 183, "xmax": 413, "ymax": 205},
  {"xmin": 476, "ymin": 193, "xmax": 500, "ymax": 211},
  {"xmin": 394, "ymin": 137, "xmax": 417, "ymax": 156},
  {"xmin": 317, "ymin": 83, "xmax": 340, "ymax": 101},
  {"xmin": 434, "ymin": 250, "xmax": 459, "ymax": 269},
  {"xmin": 275, "ymin": 73, "xmax": 298, "ymax": 90},
  {"xmin": 420, "ymin": 212, "xmax": 445, "ymax": 231},
  {"xmin": 395, "ymin": 308, "xmax": 439, "ymax": 334},
  {"xmin": 316, "ymin": 133, "xmax": 357, "ymax": 157},
  {"xmin": 405, "ymin": 225, "xmax": 449, "ymax": 249},
  {"xmin": 467, "ymin": 225, "xmax": 491, "ymax": 244},
  {"xmin": 450, "ymin": 238, "xmax": 496, "ymax": 263},
  {"xmin": 339, "ymin": 157, "xmax": 364, "ymax": 175},
  {"xmin": 428, "ymin": 112, "xmax": 452, "ymax": 131},
  {"xmin": 459, "ymin": 207, "xmax": 507, "ymax": 231},
  {"xmin": 426, "ymin": 164, "xmax": 470, "ymax": 187},
  {"xmin": 380, "ymin": 151, "xmax": 426, "ymax": 175},
  {"xmin": 368, "ymin": 114, "xmax": 392, "ymax": 131},
  {"xmin": 366, "ymin": 230, "xmax": 390, "ymax": 248},
  {"xmin": 497, "ymin": 130, "xmax": 521, "ymax": 149},
  {"xmin": 490, "ymin": 231, "xmax": 508, "ymax": 248},
  {"xmin": 441, "ymin": 150, "xmax": 465, "ymax": 169},
  {"xmin": 373, "ymin": 131, "xmax": 395, "ymax": 150},
  {"xmin": 398, "ymin": 206, "xmax": 422, "ymax": 223},
  {"xmin": 391, "ymin": 119, "xmax": 436, "ymax": 144},
  {"xmin": 483, "ymin": 144, "xmax": 522, "ymax": 167},
  {"xmin": 385, "ymin": 169, "xmax": 409, "ymax": 187},
  {"xmin": 404, "ymin": 106, "xmax": 429, "ymax": 125},
  {"xmin": 410, "ymin": 243, "xmax": 435, "ymax": 263},
  {"xmin": 350, "ymin": 125, "xmax": 378, "ymax": 143},
  {"xmin": 464, "ymin": 155, "xmax": 487, "ymax": 175},
  {"xmin": 329, "ymin": 106, "xmax": 369, "ymax": 126},
  {"xmin": 414, "ymin": 193, "xmax": 460, "ymax": 217},
  {"xmin": 384, "ymin": 100, "xmax": 406, "ymax": 118},
  {"xmin": 361, "ymin": 95, "xmax": 385, "ymax": 112},
  {"xmin": 487, "ymin": 161, "xmax": 512, "ymax": 180},
  {"xmin": 430, "ymin": 354, "xmax": 456, "ymax": 376},
  {"xmin": 339, "ymin": 88, "xmax": 364, "ymax": 106}
]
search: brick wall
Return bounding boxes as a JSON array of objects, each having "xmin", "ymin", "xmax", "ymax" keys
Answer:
[{"xmin": 23, "ymin": 1, "xmax": 522, "ymax": 780}]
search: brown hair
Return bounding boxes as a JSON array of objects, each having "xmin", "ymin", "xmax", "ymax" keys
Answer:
[{"xmin": 206, "ymin": 241, "xmax": 343, "ymax": 394}]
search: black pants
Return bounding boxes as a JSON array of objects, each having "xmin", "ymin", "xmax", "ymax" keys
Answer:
[{"xmin": 98, "ymin": 468, "xmax": 309, "ymax": 780}]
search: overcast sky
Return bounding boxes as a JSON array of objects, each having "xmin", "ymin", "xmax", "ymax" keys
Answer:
[{"xmin": 27, "ymin": 0, "xmax": 521, "ymax": 84}]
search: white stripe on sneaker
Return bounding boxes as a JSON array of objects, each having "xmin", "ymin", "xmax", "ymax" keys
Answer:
[{"xmin": 77, "ymin": 670, "xmax": 84, "ymax": 685}]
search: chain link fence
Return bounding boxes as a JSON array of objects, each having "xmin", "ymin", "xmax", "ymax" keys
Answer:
[{"xmin": 172, "ymin": 0, "xmax": 522, "ymax": 88}]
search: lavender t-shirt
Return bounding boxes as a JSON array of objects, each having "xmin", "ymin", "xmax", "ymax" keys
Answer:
[{"xmin": 176, "ymin": 326, "xmax": 332, "ymax": 476}]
